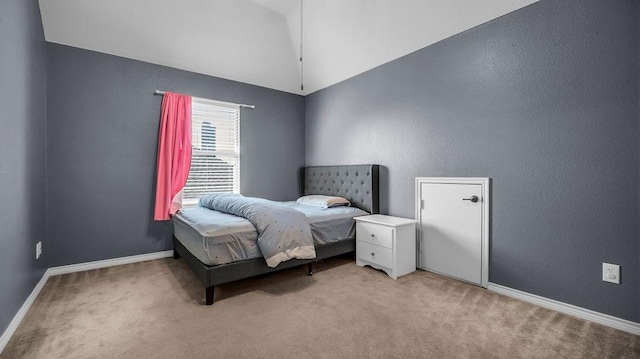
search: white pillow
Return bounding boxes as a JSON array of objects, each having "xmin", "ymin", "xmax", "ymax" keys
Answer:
[{"xmin": 297, "ymin": 195, "xmax": 350, "ymax": 209}]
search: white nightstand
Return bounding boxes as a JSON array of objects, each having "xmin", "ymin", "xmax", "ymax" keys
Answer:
[{"xmin": 355, "ymin": 214, "xmax": 417, "ymax": 279}]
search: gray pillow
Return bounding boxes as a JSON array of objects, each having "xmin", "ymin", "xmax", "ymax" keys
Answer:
[{"xmin": 296, "ymin": 195, "xmax": 350, "ymax": 209}]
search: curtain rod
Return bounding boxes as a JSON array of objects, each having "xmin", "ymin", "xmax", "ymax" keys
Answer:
[{"xmin": 154, "ymin": 90, "xmax": 255, "ymax": 109}]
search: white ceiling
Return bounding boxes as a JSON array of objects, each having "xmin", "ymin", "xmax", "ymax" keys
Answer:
[{"xmin": 39, "ymin": 0, "xmax": 538, "ymax": 95}]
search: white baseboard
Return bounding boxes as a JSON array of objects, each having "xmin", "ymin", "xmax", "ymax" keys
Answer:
[
  {"xmin": 0, "ymin": 250, "xmax": 174, "ymax": 354},
  {"xmin": 488, "ymin": 282, "xmax": 640, "ymax": 336},
  {"xmin": 0, "ymin": 270, "xmax": 49, "ymax": 354},
  {"xmin": 48, "ymin": 250, "xmax": 173, "ymax": 277}
]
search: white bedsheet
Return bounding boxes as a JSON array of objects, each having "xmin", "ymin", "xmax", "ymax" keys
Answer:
[{"xmin": 173, "ymin": 202, "xmax": 368, "ymax": 266}]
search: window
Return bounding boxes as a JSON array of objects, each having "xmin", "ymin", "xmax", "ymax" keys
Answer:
[{"xmin": 182, "ymin": 97, "xmax": 240, "ymax": 206}]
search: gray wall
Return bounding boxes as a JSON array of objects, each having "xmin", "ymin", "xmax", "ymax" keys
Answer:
[
  {"xmin": 305, "ymin": 0, "xmax": 640, "ymax": 322},
  {"xmin": 46, "ymin": 44, "xmax": 305, "ymax": 266},
  {"xmin": 0, "ymin": 0, "xmax": 48, "ymax": 336}
]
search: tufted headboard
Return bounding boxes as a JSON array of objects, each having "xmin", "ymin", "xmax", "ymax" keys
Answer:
[{"xmin": 300, "ymin": 165, "xmax": 379, "ymax": 214}]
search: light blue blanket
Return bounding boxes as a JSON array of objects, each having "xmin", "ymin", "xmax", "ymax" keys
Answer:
[{"xmin": 198, "ymin": 194, "xmax": 316, "ymax": 267}]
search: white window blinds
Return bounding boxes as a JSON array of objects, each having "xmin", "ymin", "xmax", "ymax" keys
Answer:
[{"xmin": 183, "ymin": 98, "xmax": 240, "ymax": 205}]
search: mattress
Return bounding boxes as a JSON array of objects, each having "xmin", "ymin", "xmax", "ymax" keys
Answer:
[{"xmin": 173, "ymin": 202, "xmax": 368, "ymax": 266}]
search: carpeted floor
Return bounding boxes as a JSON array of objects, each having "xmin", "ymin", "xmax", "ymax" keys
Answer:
[{"xmin": 2, "ymin": 256, "xmax": 639, "ymax": 359}]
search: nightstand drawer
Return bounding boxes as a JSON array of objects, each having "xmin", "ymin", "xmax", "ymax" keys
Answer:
[
  {"xmin": 357, "ymin": 241, "xmax": 393, "ymax": 268},
  {"xmin": 356, "ymin": 222, "xmax": 393, "ymax": 249}
]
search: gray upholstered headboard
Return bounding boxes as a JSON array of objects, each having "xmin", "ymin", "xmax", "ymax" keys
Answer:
[{"xmin": 300, "ymin": 165, "xmax": 380, "ymax": 214}]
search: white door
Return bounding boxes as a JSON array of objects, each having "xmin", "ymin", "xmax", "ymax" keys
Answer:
[{"xmin": 417, "ymin": 181, "xmax": 486, "ymax": 286}]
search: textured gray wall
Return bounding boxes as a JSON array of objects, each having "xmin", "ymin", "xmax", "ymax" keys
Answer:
[
  {"xmin": 305, "ymin": 0, "xmax": 639, "ymax": 322},
  {"xmin": 0, "ymin": 0, "xmax": 48, "ymax": 336},
  {"xmin": 46, "ymin": 44, "xmax": 305, "ymax": 266}
]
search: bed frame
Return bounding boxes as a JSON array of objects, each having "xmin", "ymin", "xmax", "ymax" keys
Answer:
[{"xmin": 173, "ymin": 164, "xmax": 380, "ymax": 305}]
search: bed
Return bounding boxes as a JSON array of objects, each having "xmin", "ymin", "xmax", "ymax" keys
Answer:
[{"xmin": 172, "ymin": 164, "xmax": 380, "ymax": 305}]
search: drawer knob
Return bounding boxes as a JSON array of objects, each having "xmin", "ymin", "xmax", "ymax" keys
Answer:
[
  {"xmin": 371, "ymin": 252, "xmax": 375, "ymax": 256},
  {"xmin": 371, "ymin": 234, "xmax": 375, "ymax": 237}
]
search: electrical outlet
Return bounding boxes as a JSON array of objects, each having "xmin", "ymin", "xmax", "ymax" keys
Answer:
[
  {"xmin": 36, "ymin": 241, "xmax": 42, "ymax": 260},
  {"xmin": 602, "ymin": 263, "xmax": 620, "ymax": 284}
]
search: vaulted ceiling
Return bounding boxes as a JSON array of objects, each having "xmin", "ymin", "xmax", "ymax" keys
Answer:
[{"xmin": 39, "ymin": 0, "xmax": 538, "ymax": 95}]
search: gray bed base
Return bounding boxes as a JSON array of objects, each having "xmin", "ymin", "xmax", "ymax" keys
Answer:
[{"xmin": 173, "ymin": 164, "xmax": 380, "ymax": 305}]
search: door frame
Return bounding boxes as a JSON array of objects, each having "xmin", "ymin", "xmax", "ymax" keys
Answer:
[{"xmin": 415, "ymin": 177, "xmax": 490, "ymax": 288}]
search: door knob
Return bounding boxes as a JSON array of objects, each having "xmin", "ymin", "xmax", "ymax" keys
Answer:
[{"xmin": 463, "ymin": 195, "xmax": 479, "ymax": 203}]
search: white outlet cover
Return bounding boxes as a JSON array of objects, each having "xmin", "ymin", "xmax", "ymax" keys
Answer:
[
  {"xmin": 36, "ymin": 241, "xmax": 42, "ymax": 260},
  {"xmin": 602, "ymin": 263, "xmax": 620, "ymax": 284}
]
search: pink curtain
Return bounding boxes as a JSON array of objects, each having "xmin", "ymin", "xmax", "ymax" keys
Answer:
[{"xmin": 154, "ymin": 92, "xmax": 192, "ymax": 221}]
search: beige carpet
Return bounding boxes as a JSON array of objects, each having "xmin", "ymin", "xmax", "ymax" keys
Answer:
[{"xmin": 2, "ymin": 256, "xmax": 639, "ymax": 359}]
